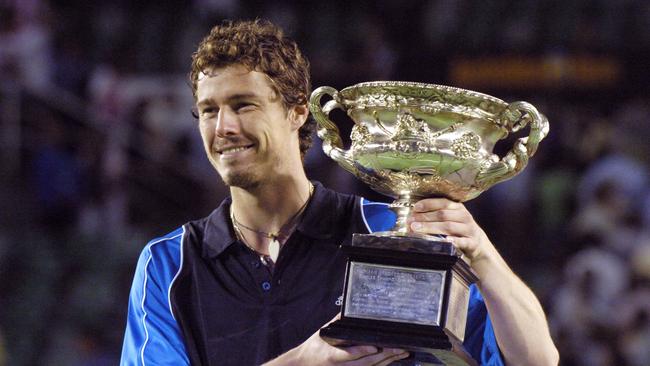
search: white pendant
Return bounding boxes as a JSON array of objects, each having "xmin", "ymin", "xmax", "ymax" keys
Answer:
[{"xmin": 269, "ymin": 239, "xmax": 281, "ymax": 263}]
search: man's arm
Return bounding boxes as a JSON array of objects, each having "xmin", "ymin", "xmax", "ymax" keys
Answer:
[
  {"xmin": 408, "ymin": 198, "xmax": 559, "ymax": 366},
  {"xmin": 121, "ymin": 231, "xmax": 190, "ymax": 366}
]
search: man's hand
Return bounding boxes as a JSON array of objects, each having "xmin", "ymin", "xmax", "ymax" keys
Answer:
[
  {"xmin": 264, "ymin": 315, "xmax": 409, "ymax": 366},
  {"xmin": 407, "ymin": 198, "xmax": 495, "ymax": 266},
  {"xmin": 408, "ymin": 197, "xmax": 560, "ymax": 365}
]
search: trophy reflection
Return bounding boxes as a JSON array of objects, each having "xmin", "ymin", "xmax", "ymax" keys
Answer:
[{"xmin": 309, "ymin": 82, "xmax": 549, "ymax": 365}]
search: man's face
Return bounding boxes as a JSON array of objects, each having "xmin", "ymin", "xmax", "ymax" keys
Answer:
[{"xmin": 195, "ymin": 65, "xmax": 303, "ymax": 188}]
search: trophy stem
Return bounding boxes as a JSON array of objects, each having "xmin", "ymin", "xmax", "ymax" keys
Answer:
[{"xmin": 389, "ymin": 193, "xmax": 423, "ymax": 233}]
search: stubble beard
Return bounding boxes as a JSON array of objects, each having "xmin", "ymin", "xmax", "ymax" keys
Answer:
[
  {"xmin": 217, "ymin": 152, "xmax": 285, "ymax": 191},
  {"xmin": 222, "ymin": 169, "xmax": 261, "ymax": 190}
]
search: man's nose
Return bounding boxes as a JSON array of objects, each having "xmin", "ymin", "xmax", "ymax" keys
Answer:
[{"xmin": 215, "ymin": 108, "xmax": 240, "ymax": 137}]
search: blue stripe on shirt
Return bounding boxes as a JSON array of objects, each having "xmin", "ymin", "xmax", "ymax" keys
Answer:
[{"xmin": 121, "ymin": 227, "xmax": 190, "ymax": 366}]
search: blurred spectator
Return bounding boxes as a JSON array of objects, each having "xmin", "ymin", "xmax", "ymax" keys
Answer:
[
  {"xmin": 617, "ymin": 289, "xmax": 650, "ymax": 366},
  {"xmin": 613, "ymin": 97, "xmax": 650, "ymax": 165},
  {"xmin": 53, "ymin": 36, "xmax": 91, "ymax": 97},
  {"xmin": 29, "ymin": 115, "xmax": 83, "ymax": 234},
  {"xmin": 74, "ymin": 131, "xmax": 105, "ymax": 238},
  {"xmin": 0, "ymin": 2, "xmax": 52, "ymax": 90},
  {"xmin": 577, "ymin": 154, "xmax": 648, "ymax": 211},
  {"xmin": 630, "ymin": 242, "xmax": 650, "ymax": 281},
  {"xmin": 572, "ymin": 180, "xmax": 629, "ymax": 246},
  {"xmin": 87, "ymin": 62, "xmax": 124, "ymax": 125},
  {"xmin": 551, "ymin": 248, "xmax": 629, "ymax": 365},
  {"xmin": 142, "ymin": 93, "xmax": 191, "ymax": 163}
]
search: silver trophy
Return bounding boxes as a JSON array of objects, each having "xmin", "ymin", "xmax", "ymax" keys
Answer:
[{"xmin": 309, "ymin": 81, "xmax": 548, "ymax": 365}]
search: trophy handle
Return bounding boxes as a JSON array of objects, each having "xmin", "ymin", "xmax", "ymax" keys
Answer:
[
  {"xmin": 477, "ymin": 101, "xmax": 549, "ymax": 187},
  {"xmin": 309, "ymin": 86, "xmax": 356, "ymax": 174}
]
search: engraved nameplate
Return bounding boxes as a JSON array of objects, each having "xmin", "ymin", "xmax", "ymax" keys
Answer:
[
  {"xmin": 344, "ymin": 262, "xmax": 446, "ymax": 326},
  {"xmin": 446, "ymin": 271, "xmax": 470, "ymax": 342}
]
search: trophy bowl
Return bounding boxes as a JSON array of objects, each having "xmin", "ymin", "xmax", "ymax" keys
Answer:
[{"xmin": 309, "ymin": 81, "xmax": 548, "ymax": 233}]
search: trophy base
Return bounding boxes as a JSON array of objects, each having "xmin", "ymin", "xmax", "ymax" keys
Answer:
[
  {"xmin": 321, "ymin": 321, "xmax": 477, "ymax": 366},
  {"xmin": 323, "ymin": 233, "xmax": 479, "ymax": 366}
]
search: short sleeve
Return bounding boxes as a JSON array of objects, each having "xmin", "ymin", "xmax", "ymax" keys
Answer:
[{"xmin": 121, "ymin": 228, "xmax": 190, "ymax": 366}]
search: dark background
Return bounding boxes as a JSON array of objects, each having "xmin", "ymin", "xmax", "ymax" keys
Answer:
[{"xmin": 1, "ymin": 0, "xmax": 650, "ymax": 365}]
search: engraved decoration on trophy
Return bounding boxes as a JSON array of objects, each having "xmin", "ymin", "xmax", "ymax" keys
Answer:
[{"xmin": 309, "ymin": 81, "xmax": 549, "ymax": 366}]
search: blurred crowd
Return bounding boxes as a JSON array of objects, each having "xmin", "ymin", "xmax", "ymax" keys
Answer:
[{"xmin": 1, "ymin": 0, "xmax": 650, "ymax": 365}]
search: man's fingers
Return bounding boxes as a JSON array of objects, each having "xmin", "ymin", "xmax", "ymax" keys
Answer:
[
  {"xmin": 372, "ymin": 349, "xmax": 410, "ymax": 366},
  {"xmin": 345, "ymin": 348, "xmax": 408, "ymax": 366},
  {"xmin": 409, "ymin": 209, "xmax": 469, "ymax": 224},
  {"xmin": 413, "ymin": 198, "xmax": 461, "ymax": 212},
  {"xmin": 409, "ymin": 221, "xmax": 473, "ymax": 238},
  {"xmin": 330, "ymin": 345, "xmax": 379, "ymax": 362}
]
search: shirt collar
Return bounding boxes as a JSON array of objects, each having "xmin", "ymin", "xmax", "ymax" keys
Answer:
[
  {"xmin": 295, "ymin": 181, "xmax": 336, "ymax": 239},
  {"xmin": 201, "ymin": 197, "xmax": 237, "ymax": 258},
  {"xmin": 201, "ymin": 181, "xmax": 336, "ymax": 259}
]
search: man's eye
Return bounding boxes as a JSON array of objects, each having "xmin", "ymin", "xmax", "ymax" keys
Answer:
[
  {"xmin": 200, "ymin": 107, "xmax": 218, "ymax": 116},
  {"xmin": 235, "ymin": 103, "xmax": 256, "ymax": 112}
]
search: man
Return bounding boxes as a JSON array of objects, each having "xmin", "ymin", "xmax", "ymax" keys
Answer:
[{"xmin": 121, "ymin": 20, "xmax": 559, "ymax": 366}]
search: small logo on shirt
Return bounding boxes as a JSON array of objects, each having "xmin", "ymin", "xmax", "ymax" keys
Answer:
[{"xmin": 335, "ymin": 295, "xmax": 343, "ymax": 306}]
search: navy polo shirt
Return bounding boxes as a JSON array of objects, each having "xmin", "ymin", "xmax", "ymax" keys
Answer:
[{"xmin": 120, "ymin": 182, "xmax": 504, "ymax": 365}]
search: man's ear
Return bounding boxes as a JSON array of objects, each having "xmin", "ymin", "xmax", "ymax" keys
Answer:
[{"xmin": 289, "ymin": 104, "xmax": 309, "ymax": 131}]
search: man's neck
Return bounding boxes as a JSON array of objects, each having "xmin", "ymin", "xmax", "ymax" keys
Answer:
[{"xmin": 229, "ymin": 174, "xmax": 312, "ymax": 247}]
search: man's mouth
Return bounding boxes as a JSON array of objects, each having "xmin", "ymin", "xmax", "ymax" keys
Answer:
[{"xmin": 217, "ymin": 144, "xmax": 254, "ymax": 155}]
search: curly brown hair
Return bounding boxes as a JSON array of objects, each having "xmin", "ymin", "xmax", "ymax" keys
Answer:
[{"xmin": 190, "ymin": 19, "xmax": 315, "ymax": 159}]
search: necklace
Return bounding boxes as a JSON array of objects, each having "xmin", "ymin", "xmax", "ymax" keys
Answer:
[{"xmin": 230, "ymin": 183, "xmax": 314, "ymax": 264}]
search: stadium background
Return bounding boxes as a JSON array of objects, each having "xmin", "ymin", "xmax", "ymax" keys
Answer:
[{"xmin": 1, "ymin": 0, "xmax": 650, "ymax": 365}]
